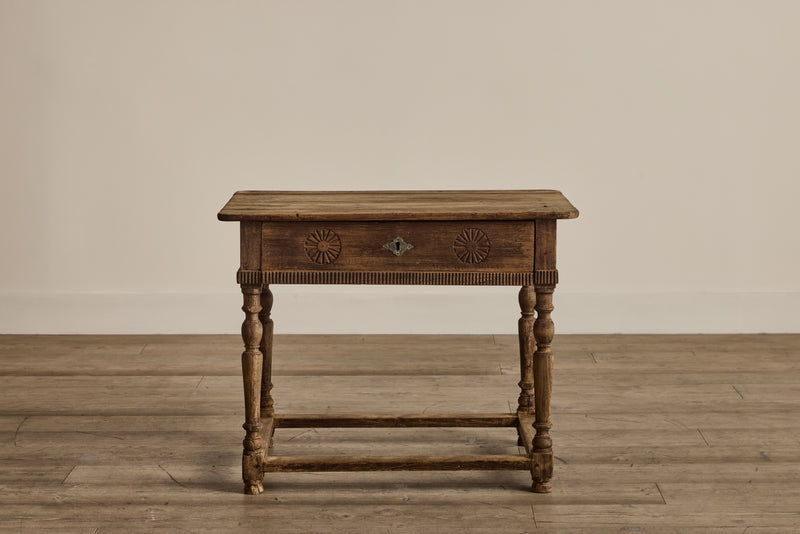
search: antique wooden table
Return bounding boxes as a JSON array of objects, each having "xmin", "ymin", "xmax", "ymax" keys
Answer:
[{"xmin": 218, "ymin": 190, "xmax": 579, "ymax": 494}]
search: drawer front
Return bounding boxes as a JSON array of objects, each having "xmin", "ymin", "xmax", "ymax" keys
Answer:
[{"xmin": 260, "ymin": 221, "xmax": 534, "ymax": 272}]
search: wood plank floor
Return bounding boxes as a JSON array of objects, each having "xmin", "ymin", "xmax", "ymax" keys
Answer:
[{"xmin": 1, "ymin": 333, "xmax": 799, "ymax": 533}]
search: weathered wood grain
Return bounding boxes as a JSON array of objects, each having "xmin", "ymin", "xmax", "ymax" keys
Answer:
[
  {"xmin": 3, "ymin": 427, "xmax": 521, "ymax": 464},
  {"xmin": 239, "ymin": 221, "xmax": 261, "ymax": 271},
  {"xmin": 259, "ymin": 287, "xmax": 274, "ymax": 416},
  {"xmin": 593, "ymin": 350, "xmax": 800, "ymax": 371},
  {"xmin": 0, "ymin": 375, "xmax": 774, "ymax": 416},
  {"xmin": 0, "ymin": 470, "xmax": 666, "ymax": 505},
  {"xmin": 274, "ymin": 413, "xmax": 519, "ymax": 428},
  {"xmin": 493, "ymin": 333, "xmax": 798, "ymax": 353},
  {"xmin": 532, "ymin": 504, "xmax": 800, "ymax": 527},
  {"xmin": 532, "ymin": 284, "xmax": 556, "ymax": 492},
  {"xmin": 0, "ymin": 334, "xmax": 509, "ymax": 376},
  {"xmin": 517, "ymin": 414, "xmax": 536, "ymax": 456},
  {"xmin": 261, "ymin": 220, "xmax": 535, "ymax": 272},
  {"xmin": 262, "ymin": 454, "xmax": 531, "ymax": 472},
  {"xmin": 240, "ymin": 285, "xmax": 264, "ymax": 494},
  {"xmin": 218, "ymin": 190, "xmax": 579, "ymax": 221},
  {"xmin": 516, "ymin": 286, "xmax": 535, "ymax": 415},
  {"xmin": 2, "ymin": 333, "xmax": 800, "ymax": 531},
  {"xmin": 0, "ymin": 502, "xmax": 538, "ymax": 533}
]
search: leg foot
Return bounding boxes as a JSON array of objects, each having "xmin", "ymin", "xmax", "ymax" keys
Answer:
[
  {"xmin": 244, "ymin": 482, "xmax": 264, "ymax": 495},
  {"xmin": 532, "ymin": 481, "xmax": 552, "ymax": 493},
  {"xmin": 530, "ymin": 450, "xmax": 554, "ymax": 493},
  {"xmin": 242, "ymin": 435, "xmax": 264, "ymax": 494}
]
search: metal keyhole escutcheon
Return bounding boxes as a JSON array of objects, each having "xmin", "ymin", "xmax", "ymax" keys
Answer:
[{"xmin": 383, "ymin": 236, "xmax": 413, "ymax": 256}]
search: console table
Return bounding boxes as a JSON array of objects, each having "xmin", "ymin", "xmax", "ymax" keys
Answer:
[{"xmin": 217, "ymin": 190, "xmax": 579, "ymax": 494}]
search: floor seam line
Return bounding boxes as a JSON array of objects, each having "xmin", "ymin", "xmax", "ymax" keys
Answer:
[
  {"xmin": 13, "ymin": 416, "xmax": 28, "ymax": 447},
  {"xmin": 61, "ymin": 465, "xmax": 76, "ymax": 484},
  {"xmin": 655, "ymin": 482, "xmax": 667, "ymax": 505}
]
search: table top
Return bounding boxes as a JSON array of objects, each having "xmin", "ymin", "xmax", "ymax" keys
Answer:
[{"xmin": 218, "ymin": 190, "xmax": 579, "ymax": 222}]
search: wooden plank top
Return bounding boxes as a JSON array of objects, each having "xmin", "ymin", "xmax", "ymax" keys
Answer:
[{"xmin": 218, "ymin": 190, "xmax": 579, "ymax": 222}]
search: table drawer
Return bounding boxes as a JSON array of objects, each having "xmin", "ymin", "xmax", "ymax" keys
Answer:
[{"xmin": 260, "ymin": 221, "xmax": 534, "ymax": 272}]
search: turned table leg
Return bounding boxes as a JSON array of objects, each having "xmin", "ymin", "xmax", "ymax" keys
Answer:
[
  {"xmin": 259, "ymin": 286, "xmax": 275, "ymax": 448},
  {"xmin": 531, "ymin": 285, "xmax": 555, "ymax": 493},
  {"xmin": 241, "ymin": 284, "xmax": 265, "ymax": 494},
  {"xmin": 516, "ymin": 286, "xmax": 536, "ymax": 446}
]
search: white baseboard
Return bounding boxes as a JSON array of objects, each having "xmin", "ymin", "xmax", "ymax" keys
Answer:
[{"xmin": 0, "ymin": 289, "xmax": 797, "ymax": 334}]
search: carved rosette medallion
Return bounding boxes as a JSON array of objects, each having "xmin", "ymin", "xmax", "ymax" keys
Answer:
[
  {"xmin": 453, "ymin": 228, "xmax": 491, "ymax": 264},
  {"xmin": 304, "ymin": 229, "xmax": 342, "ymax": 264}
]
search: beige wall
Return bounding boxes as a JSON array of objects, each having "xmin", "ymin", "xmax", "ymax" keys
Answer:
[{"xmin": 1, "ymin": 1, "xmax": 798, "ymax": 333}]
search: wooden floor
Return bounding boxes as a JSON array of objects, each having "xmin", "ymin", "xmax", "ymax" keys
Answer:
[{"xmin": 1, "ymin": 334, "xmax": 800, "ymax": 533}]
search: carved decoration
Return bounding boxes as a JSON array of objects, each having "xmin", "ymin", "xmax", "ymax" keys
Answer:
[
  {"xmin": 303, "ymin": 229, "xmax": 341, "ymax": 264},
  {"xmin": 534, "ymin": 269, "xmax": 559, "ymax": 286},
  {"xmin": 453, "ymin": 228, "xmax": 491, "ymax": 264},
  {"xmin": 238, "ymin": 269, "xmax": 534, "ymax": 286}
]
